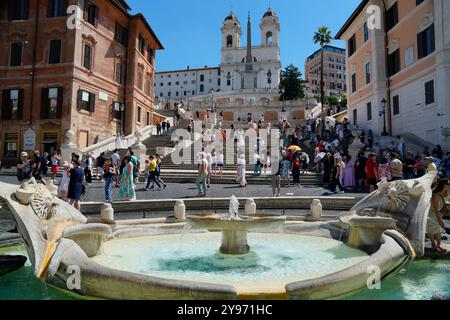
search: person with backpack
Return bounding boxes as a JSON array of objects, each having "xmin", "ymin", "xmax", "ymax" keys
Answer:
[
  {"xmin": 17, "ymin": 152, "xmax": 34, "ymax": 182},
  {"xmin": 96, "ymin": 152, "xmax": 107, "ymax": 182},
  {"xmin": 84, "ymin": 153, "xmax": 94, "ymax": 184},
  {"xmin": 103, "ymin": 157, "xmax": 116, "ymax": 203},
  {"xmin": 292, "ymin": 153, "xmax": 301, "ymax": 186},
  {"xmin": 129, "ymin": 151, "xmax": 140, "ymax": 182}
]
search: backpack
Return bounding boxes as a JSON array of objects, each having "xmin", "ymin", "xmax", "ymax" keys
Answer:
[
  {"xmin": 293, "ymin": 158, "xmax": 301, "ymax": 170},
  {"xmin": 17, "ymin": 164, "xmax": 32, "ymax": 181}
]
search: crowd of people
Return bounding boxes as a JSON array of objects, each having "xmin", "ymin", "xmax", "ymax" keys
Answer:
[{"xmin": 15, "ymin": 146, "xmax": 170, "ymax": 210}]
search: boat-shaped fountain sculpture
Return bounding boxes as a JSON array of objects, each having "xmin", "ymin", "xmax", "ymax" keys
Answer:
[{"xmin": 0, "ymin": 173, "xmax": 437, "ymax": 300}]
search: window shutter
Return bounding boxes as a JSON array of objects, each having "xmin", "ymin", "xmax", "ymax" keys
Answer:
[
  {"xmin": 114, "ymin": 22, "xmax": 119, "ymax": 42},
  {"xmin": 47, "ymin": 0, "xmax": 55, "ymax": 17},
  {"xmin": 1, "ymin": 90, "xmax": 10, "ymax": 120},
  {"xmin": 23, "ymin": 0, "xmax": 30, "ymax": 20},
  {"xmin": 41, "ymin": 88, "xmax": 49, "ymax": 119},
  {"xmin": 62, "ymin": 0, "xmax": 68, "ymax": 15},
  {"xmin": 83, "ymin": 0, "xmax": 88, "ymax": 20},
  {"xmin": 417, "ymin": 32, "xmax": 423, "ymax": 59},
  {"xmin": 77, "ymin": 89, "xmax": 82, "ymax": 110},
  {"xmin": 8, "ymin": 0, "xmax": 14, "ymax": 21},
  {"xmin": 17, "ymin": 89, "xmax": 24, "ymax": 120},
  {"xmin": 94, "ymin": 5, "xmax": 99, "ymax": 27},
  {"xmin": 430, "ymin": 24, "xmax": 435, "ymax": 53},
  {"xmin": 56, "ymin": 87, "xmax": 63, "ymax": 118},
  {"xmin": 89, "ymin": 92, "xmax": 95, "ymax": 112}
]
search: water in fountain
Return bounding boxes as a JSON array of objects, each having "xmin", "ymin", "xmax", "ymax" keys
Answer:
[{"xmin": 221, "ymin": 195, "xmax": 241, "ymax": 221}]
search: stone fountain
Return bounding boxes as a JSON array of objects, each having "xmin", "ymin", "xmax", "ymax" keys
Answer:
[
  {"xmin": 0, "ymin": 174, "xmax": 439, "ymax": 300},
  {"xmin": 188, "ymin": 196, "xmax": 286, "ymax": 255}
]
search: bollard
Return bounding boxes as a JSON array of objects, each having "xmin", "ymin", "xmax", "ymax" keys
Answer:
[
  {"xmin": 245, "ymin": 198, "xmax": 256, "ymax": 216},
  {"xmin": 309, "ymin": 199, "xmax": 322, "ymax": 221},
  {"xmin": 174, "ymin": 200, "xmax": 186, "ymax": 221},
  {"xmin": 100, "ymin": 203, "xmax": 114, "ymax": 221}
]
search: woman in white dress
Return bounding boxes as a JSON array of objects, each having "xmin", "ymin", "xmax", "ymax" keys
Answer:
[
  {"xmin": 235, "ymin": 154, "xmax": 247, "ymax": 187},
  {"xmin": 58, "ymin": 162, "xmax": 72, "ymax": 201}
]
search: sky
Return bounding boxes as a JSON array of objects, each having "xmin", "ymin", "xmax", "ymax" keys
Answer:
[{"xmin": 127, "ymin": 0, "xmax": 360, "ymax": 75}]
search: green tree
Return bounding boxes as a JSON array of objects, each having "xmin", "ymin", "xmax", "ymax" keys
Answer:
[
  {"xmin": 339, "ymin": 92, "xmax": 348, "ymax": 108},
  {"xmin": 313, "ymin": 26, "xmax": 333, "ymax": 112},
  {"xmin": 279, "ymin": 64, "xmax": 306, "ymax": 101},
  {"xmin": 325, "ymin": 95, "xmax": 338, "ymax": 106}
]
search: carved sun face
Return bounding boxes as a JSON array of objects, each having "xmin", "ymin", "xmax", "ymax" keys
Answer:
[{"xmin": 384, "ymin": 181, "xmax": 410, "ymax": 211}]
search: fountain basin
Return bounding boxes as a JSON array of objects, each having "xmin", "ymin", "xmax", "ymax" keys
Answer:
[{"xmin": 188, "ymin": 214, "xmax": 286, "ymax": 255}]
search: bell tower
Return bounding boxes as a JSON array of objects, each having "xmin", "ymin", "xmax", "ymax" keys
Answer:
[
  {"xmin": 260, "ymin": 7, "xmax": 280, "ymax": 46},
  {"xmin": 221, "ymin": 12, "xmax": 242, "ymax": 49}
]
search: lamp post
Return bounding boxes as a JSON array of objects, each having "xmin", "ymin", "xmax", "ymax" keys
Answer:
[
  {"xmin": 379, "ymin": 98, "xmax": 388, "ymax": 136},
  {"xmin": 120, "ymin": 102, "xmax": 125, "ymax": 136}
]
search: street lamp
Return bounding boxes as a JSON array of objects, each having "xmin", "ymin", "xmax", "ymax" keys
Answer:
[
  {"xmin": 119, "ymin": 102, "xmax": 125, "ymax": 136},
  {"xmin": 379, "ymin": 98, "xmax": 388, "ymax": 136}
]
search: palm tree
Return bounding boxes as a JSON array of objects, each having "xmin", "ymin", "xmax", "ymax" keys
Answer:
[{"xmin": 313, "ymin": 26, "xmax": 333, "ymax": 113}]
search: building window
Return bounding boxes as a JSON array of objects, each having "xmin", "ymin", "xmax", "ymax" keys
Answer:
[
  {"xmin": 146, "ymin": 74, "xmax": 151, "ymax": 96},
  {"xmin": 393, "ymin": 95, "xmax": 400, "ymax": 115},
  {"xmin": 387, "ymin": 49, "xmax": 400, "ymax": 77},
  {"xmin": 366, "ymin": 102, "xmax": 372, "ymax": 121},
  {"xmin": 404, "ymin": 46, "xmax": 415, "ymax": 67},
  {"xmin": 363, "ymin": 22, "xmax": 369, "ymax": 42},
  {"xmin": 83, "ymin": 43, "xmax": 93, "ymax": 70},
  {"xmin": 386, "ymin": 2, "xmax": 398, "ymax": 31},
  {"xmin": 348, "ymin": 34, "xmax": 356, "ymax": 57},
  {"xmin": 10, "ymin": 42, "xmax": 22, "ymax": 67},
  {"xmin": 49, "ymin": 39, "xmax": 61, "ymax": 64},
  {"xmin": 3, "ymin": 133, "xmax": 18, "ymax": 158},
  {"xmin": 417, "ymin": 24, "xmax": 435, "ymax": 59},
  {"xmin": 114, "ymin": 22, "xmax": 128, "ymax": 46},
  {"xmin": 84, "ymin": 0, "xmax": 98, "ymax": 26},
  {"xmin": 200, "ymin": 84, "xmax": 204, "ymax": 92},
  {"xmin": 147, "ymin": 46, "xmax": 154, "ymax": 64},
  {"xmin": 365, "ymin": 62, "xmax": 371, "ymax": 84},
  {"xmin": 112, "ymin": 101, "xmax": 122, "ymax": 120},
  {"xmin": 192, "ymin": 90, "xmax": 195, "ymax": 95},
  {"xmin": 200, "ymin": 75, "xmax": 205, "ymax": 82},
  {"xmin": 8, "ymin": 0, "xmax": 29, "ymax": 21},
  {"xmin": 137, "ymin": 68, "xmax": 143, "ymax": 91},
  {"xmin": 353, "ymin": 109, "xmax": 358, "ymax": 125},
  {"xmin": 47, "ymin": 0, "xmax": 68, "ymax": 17},
  {"xmin": 146, "ymin": 112, "xmax": 150, "ymax": 126},
  {"xmin": 425, "ymin": 80, "xmax": 435, "ymax": 105},
  {"xmin": 138, "ymin": 34, "xmax": 145, "ymax": 55},
  {"xmin": 416, "ymin": 0, "xmax": 425, "ymax": 5},
  {"xmin": 115, "ymin": 62, "xmax": 123, "ymax": 84},
  {"xmin": 226, "ymin": 35, "xmax": 233, "ymax": 48},
  {"xmin": 77, "ymin": 89, "xmax": 95, "ymax": 112},
  {"xmin": 351, "ymin": 73, "xmax": 356, "ymax": 93},
  {"xmin": 137, "ymin": 106, "xmax": 141, "ymax": 123},
  {"xmin": 83, "ymin": 1, "xmax": 98, "ymax": 26},
  {"xmin": 266, "ymin": 31, "xmax": 273, "ymax": 45},
  {"xmin": 41, "ymin": 87, "xmax": 63, "ymax": 119},
  {"xmin": 1, "ymin": 89, "xmax": 24, "ymax": 120}
]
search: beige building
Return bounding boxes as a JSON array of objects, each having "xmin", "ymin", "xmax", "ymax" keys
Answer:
[
  {"xmin": 304, "ymin": 45, "xmax": 347, "ymax": 98},
  {"xmin": 336, "ymin": 0, "xmax": 450, "ymax": 149}
]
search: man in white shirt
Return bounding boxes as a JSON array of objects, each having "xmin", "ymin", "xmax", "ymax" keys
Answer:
[{"xmin": 111, "ymin": 149, "xmax": 121, "ymax": 187}]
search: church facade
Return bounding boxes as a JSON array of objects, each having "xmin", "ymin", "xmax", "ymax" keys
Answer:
[{"xmin": 154, "ymin": 8, "xmax": 281, "ymax": 101}]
